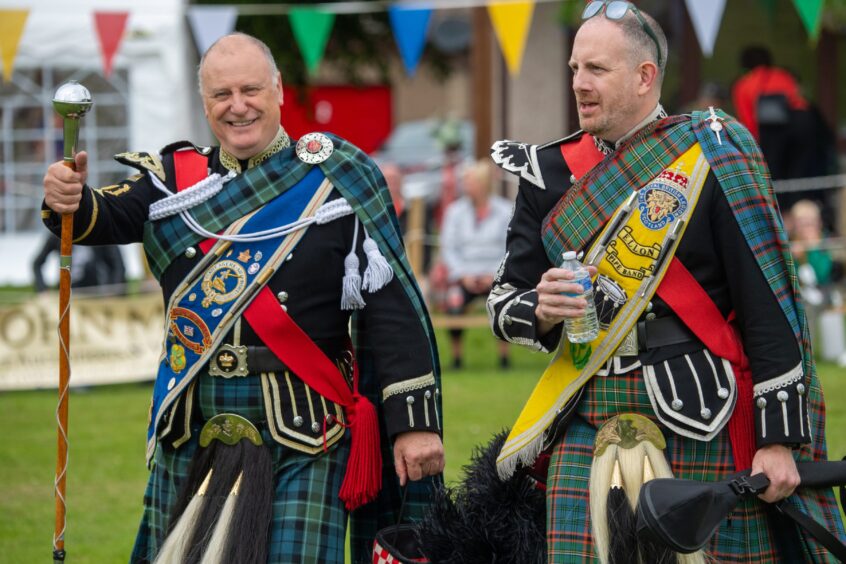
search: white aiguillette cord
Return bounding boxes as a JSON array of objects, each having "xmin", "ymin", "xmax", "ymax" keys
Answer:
[{"xmin": 147, "ymin": 172, "xmax": 354, "ymax": 243}]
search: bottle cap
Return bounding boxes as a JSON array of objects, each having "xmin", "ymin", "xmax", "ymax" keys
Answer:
[{"xmin": 562, "ymin": 251, "xmax": 577, "ymax": 260}]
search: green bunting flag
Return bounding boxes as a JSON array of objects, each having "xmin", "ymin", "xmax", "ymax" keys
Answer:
[
  {"xmin": 792, "ymin": 0, "xmax": 825, "ymax": 41},
  {"xmin": 289, "ymin": 8, "xmax": 335, "ymax": 76}
]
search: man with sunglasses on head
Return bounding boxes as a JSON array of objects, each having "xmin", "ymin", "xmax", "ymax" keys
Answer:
[{"xmin": 488, "ymin": 2, "xmax": 845, "ymax": 562}]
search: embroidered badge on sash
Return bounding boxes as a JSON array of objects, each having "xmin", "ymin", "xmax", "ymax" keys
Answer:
[
  {"xmin": 169, "ymin": 307, "xmax": 212, "ymax": 354},
  {"xmin": 169, "ymin": 344, "xmax": 187, "ymax": 373},
  {"xmin": 638, "ymin": 169, "xmax": 689, "ymax": 230},
  {"xmin": 201, "ymin": 260, "xmax": 247, "ymax": 307},
  {"xmin": 594, "ymin": 274, "xmax": 627, "ymax": 330}
]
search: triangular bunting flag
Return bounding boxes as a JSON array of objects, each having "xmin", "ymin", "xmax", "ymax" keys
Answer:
[
  {"xmin": 187, "ymin": 5, "xmax": 239, "ymax": 56},
  {"xmin": 389, "ymin": 4, "xmax": 433, "ymax": 77},
  {"xmin": 0, "ymin": 9, "xmax": 29, "ymax": 82},
  {"xmin": 758, "ymin": 0, "xmax": 778, "ymax": 20},
  {"xmin": 684, "ymin": 0, "xmax": 726, "ymax": 57},
  {"xmin": 94, "ymin": 11, "xmax": 129, "ymax": 78},
  {"xmin": 487, "ymin": 1, "xmax": 535, "ymax": 76},
  {"xmin": 289, "ymin": 8, "xmax": 335, "ymax": 76},
  {"xmin": 792, "ymin": 0, "xmax": 825, "ymax": 41}
]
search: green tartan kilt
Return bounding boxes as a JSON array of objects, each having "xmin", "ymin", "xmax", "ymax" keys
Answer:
[{"xmin": 546, "ymin": 367, "xmax": 845, "ymax": 563}]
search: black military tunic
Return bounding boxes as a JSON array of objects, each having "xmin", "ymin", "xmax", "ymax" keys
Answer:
[
  {"xmin": 488, "ymin": 129, "xmax": 810, "ymax": 447},
  {"xmin": 42, "ymin": 131, "xmax": 440, "ymax": 452}
]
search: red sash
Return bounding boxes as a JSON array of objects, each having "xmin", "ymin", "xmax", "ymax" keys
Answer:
[
  {"xmin": 174, "ymin": 150, "xmax": 381, "ymax": 509},
  {"xmin": 657, "ymin": 258, "xmax": 754, "ymax": 471}
]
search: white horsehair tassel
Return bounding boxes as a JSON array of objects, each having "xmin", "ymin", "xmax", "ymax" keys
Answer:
[
  {"xmin": 341, "ymin": 216, "xmax": 366, "ymax": 310},
  {"xmin": 361, "ymin": 231, "xmax": 393, "ymax": 292}
]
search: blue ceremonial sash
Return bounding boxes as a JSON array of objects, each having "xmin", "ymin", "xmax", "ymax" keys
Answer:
[{"xmin": 146, "ymin": 167, "xmax": 332, "ymax": 459}]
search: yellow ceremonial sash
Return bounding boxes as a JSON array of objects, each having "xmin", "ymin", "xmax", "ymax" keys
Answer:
[{"xmin": 496, "ymin": 143, "xmax": 711, "ymax": 477}]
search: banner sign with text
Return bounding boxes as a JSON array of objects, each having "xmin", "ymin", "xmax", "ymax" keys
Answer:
[{"xmin": 0, "ymin": 293, "xmax": 163, "ymax": 390}]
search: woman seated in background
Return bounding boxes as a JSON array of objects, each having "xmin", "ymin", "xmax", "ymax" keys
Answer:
[{"xmin": 440, "ymin": 159, "xmax": 512, "ymax": 369}]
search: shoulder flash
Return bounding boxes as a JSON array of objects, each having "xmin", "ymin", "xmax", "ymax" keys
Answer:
[
  {"xmin": 490, "ymin": 139, "xmax": 546, "ymax": 190},
  {"xmin": 490, "ymin": 130, "xmax": 585, "ymax": 190},
  {"xmin": 114, "ymin": 151, "xmax": 167, "ymax": 181}
]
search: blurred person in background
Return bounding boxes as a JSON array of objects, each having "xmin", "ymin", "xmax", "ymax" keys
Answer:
[
  {"xmin": 733, "ymin": 45, "xmax": 838, "ymax": 228},
  {"xmin": 32, "ymin": 233, "xmax": 125, "ymax": 294},
  {"xmin": 440, "ymin": 159, "xmax": 511, "ymax": 370}
]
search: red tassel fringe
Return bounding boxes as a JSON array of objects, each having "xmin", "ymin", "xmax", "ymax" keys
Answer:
[
  {"xmin": 339, "ymin": 392, "xmax": 382, "ymax": 510},
  {"xmin": 729, "ymin": 366, "xmax": 755, "ymax": 471}
]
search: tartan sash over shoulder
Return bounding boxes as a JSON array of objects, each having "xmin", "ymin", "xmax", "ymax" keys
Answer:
[{"xmin": 542, "ymin": 110, "xmax": 809, "ymax": 372}]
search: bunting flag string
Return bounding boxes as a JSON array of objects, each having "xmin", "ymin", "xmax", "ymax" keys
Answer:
[
  {"xmin": 792, "ymin": 0, "xmax": 825, "ymax": 41},
  {"xmin": 289, "ymin": 8, "xmax": 336, "ymax": 76},
  {"xmin": 684, "ymin": 0, "xmax": 726, "ymax": 57},
  {"xmin": 93, "ymin": 11, "xmax": 129, "ymax": 78},
  {"xmin": 187, "ymin": 6, "xmax": 239, "ymax": 56},
  {"xmin": 0, "ymin": 9, "xmax": 29, "ymax": 82},
  {"xmin": 389, "ymin": 4, "xmax": 433, "ymax": 77},
  {"xmin": 487, "ymin": 1, "xmax": 535, "ymax": 76}
]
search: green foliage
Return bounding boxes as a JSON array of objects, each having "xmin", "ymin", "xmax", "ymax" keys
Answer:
[{"xmin": 1, "ymin": 328, "xmax": 843, "ymax": 561}]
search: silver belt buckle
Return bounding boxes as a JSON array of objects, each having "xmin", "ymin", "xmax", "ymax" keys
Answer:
[
  {"xmin": 209, "ymin": 344, "xmax": 249, "ymax": 377},
  {"xmin": 614, "ymin": 327, "xmax": 639, "ymax": 357}
]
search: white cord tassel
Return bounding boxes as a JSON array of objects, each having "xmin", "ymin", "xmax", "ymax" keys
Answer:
[
  {"xmin": 155, "ymin": 469, "xmax": 213, "ymax": 564},
  {"xmin": 341, "ymin": 217, "xmax": 366, "ymax": 310},
  {"xmin": 361, "ymin": 232, "xmax": 393, "ymax": 292},
  {"xmin": 199, "ymin": 473, "xmax": 242, "ymax": 564}
]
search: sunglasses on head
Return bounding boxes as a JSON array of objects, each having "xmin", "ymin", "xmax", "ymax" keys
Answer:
[{"xmin": 582, "ymin": 1, "xmax": 664, "ymax": 69}]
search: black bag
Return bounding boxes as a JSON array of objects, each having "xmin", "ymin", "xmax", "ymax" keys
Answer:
[
  {"xmin": 636, "ymin": 461, "xmax": 846, "ymax": 560},
  {"xmin": 757, "ymin": 93, "xmax": 791, "ymax": 126}
]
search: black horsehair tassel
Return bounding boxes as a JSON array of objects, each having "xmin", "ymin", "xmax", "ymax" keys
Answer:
[
  {"xmin": 637, "ymin": 456, "xmax": 676, "ymax": 564},
  {"xmin": 607, "ymin": 459, "xmax": 637, "ymax": 564}
]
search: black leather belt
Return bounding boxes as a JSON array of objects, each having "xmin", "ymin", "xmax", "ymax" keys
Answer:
[
  {"xmin": 208, "ymin": 344, "xmax": 287, "ymax": 377},
  {"xmin": 635, "ymin": 316, "xmax": 699, "ymax": 352},
  {"xmin": 208, "ymin": 340, "xmax": 348, "ymax": 378},
  {"xmin": 615, "ymin": 315, "xmax": 700, "ymax": 356}
]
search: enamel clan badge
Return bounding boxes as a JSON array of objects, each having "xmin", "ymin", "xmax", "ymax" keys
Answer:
[
  {"xmin": 296, "ymin": 132, "xmax": 334, "ymax": 164},
  {"xmin": 638, "ymin": 167, "xmax": 689, "ymax": 230}
]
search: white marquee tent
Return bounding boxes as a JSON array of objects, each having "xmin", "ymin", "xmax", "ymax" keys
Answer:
[{"xmin": 0, "ymin": 0, "xmax": 209, "ymax": 286}]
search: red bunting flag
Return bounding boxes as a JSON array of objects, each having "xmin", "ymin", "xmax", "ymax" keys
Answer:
[{"xmin": 94, "ymin": 11, "xmax": 129, "ymax": 78}]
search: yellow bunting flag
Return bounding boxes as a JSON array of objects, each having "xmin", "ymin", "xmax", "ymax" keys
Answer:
[
  {"xmin": 0, "ymin": 10, "xmax": 29, "ymax": 82},
  {"xmin": 487, "ymin": 1, "xmax": 535, "ymax": 76}
]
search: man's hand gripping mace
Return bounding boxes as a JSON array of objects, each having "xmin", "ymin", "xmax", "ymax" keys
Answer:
[{"xmin": 51, "ymin": 81, "xmax": 92, "ymax": 564}]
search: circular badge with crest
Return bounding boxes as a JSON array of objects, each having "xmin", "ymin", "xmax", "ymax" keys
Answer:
[{"xmin": 296, "ymin": 133, "xmax": 334, "ymax": 164}]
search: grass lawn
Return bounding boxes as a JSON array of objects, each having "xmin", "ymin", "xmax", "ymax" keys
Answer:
[{"xmin": 0, "ymin": 327, "xmax": 843, "ymax": 562}]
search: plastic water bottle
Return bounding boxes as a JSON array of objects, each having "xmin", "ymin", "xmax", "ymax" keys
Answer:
[{"xmin": 560, "ymin": 251, "xmax": 599, "ymax": 343}]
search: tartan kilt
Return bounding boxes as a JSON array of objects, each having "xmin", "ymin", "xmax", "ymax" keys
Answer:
[
  {"xmin": 546, "ymin": 367, "xmax": 845, "ymax": 563},
  {"xmin": 130, "ymin": 373, "xmax": 351, "ymax": 564}
]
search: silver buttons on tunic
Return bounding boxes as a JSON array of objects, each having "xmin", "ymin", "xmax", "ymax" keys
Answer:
[
  {"xmin": 184, "ymin": 246, "xmax": 197, "ymax": 259},
  {"xmin": 796, "ymin": 383, "xmax": 806, "ymax": 395},
  {"xmin": 700, "ymin": 408, "xmax": 712, "ymax": 420},
  {"xmin": 717, "ymin": 387, "xmax": 729, "ymax": 399},
  {"xmin": 777, "ymin": 390, "xmax": 789, "ymax": 402},
  {"xmin": 757, "ymin": 397, "xmax": 767, "ymax": 409},
  {"xmin": 406, "ymin": 396, "xmax": 415, "ymax": 405},
  {"xmin": 671, "ymin": 399, "xmax": 683, "ymax": 411},
  {"xmin": 311, "ymin": 422, "xmax": 321, "ymax": 433},
  {"xmin": 293, "ymin": 416, "xmax": 304, "ymax": 427},
  {"xmin": 277, "ymin": 291, "xmax": 289, "ymax": 303}
]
